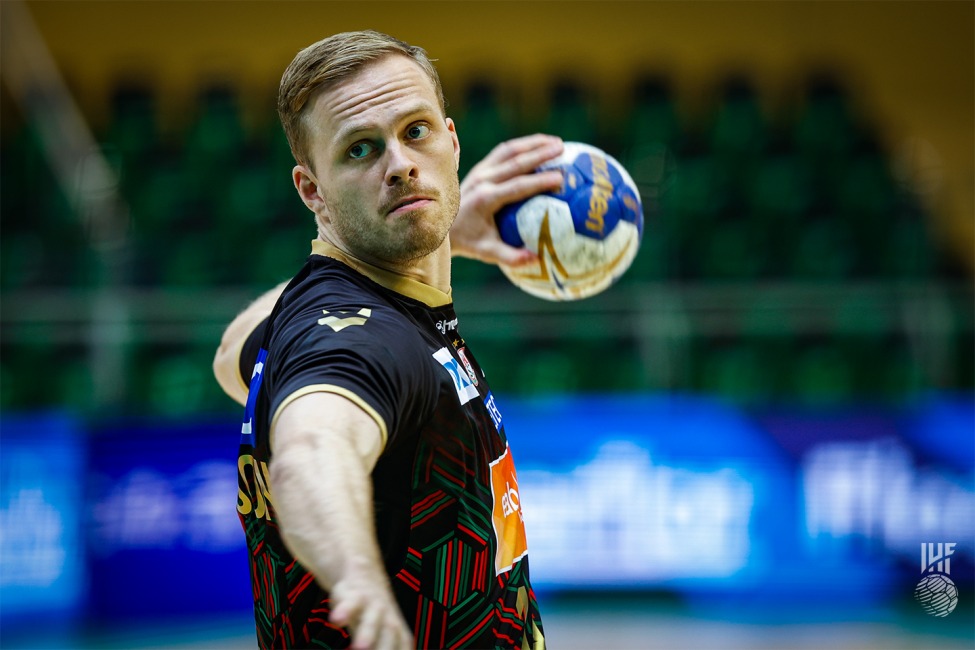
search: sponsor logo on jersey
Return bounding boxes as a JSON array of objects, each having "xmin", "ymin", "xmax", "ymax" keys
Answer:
[
  {"xmin": 456, "ymin": 347, "xmax": 478, "ymax": 386},
  {"xmin": 432, "ymin": 347, "xmax": 479, "ymax": 405},
  {"xmin": 435, "ymin": 317, "xmax": 458, "ymax": 335},
  {"xmin": 318, "ymin": 308, "xmax": 372, "ymax": 332},
  {"xmin": 237, "ymin": 454, "xmax": 275, "ymax": 520},
  {"xmin": 489, "ymin": 443, "xmax": 528, "ymax": 574},
  {"xmin": 484, "ymin": 392, "xmax": 502, "ymax": 432}
]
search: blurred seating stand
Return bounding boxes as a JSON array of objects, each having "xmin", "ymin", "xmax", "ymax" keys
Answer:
[{"xmin": 1, "ymin": 71, "xmax": 971, "ymax": 414}]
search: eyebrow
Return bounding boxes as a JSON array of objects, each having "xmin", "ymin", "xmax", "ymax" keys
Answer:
[{"xmin": 332, "ymin": 102, "xmax": 437, "ymax": 147}]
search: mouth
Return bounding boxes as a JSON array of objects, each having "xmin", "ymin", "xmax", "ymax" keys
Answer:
[{"xmin": 388, "ymin": 195, "xmax": 434, "ymax": 215}]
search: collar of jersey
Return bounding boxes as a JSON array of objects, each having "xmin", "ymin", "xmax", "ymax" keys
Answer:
[{"xmin": 310, "ymin": 239, "xmax": 453, "ymax": 308}]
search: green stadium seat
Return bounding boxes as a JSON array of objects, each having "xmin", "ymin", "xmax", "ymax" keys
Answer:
[
  {"xmin": 55, "ymin": 353, "xmax": 95, "ymax": 413},
  {"xmin": 794, "ymin": 76, "xmax": 856, "ymax": 162},
  {"xmin": 543, "ymin": 81, "xmax": 596, "ymax": 145},
  {"xmin": 138, "ymin": 344, "xmax": 227, "ymax": 416},
  {"xmin": 622, "ymin": 142, "xmax": 676, "ymax": 206},
  {"xmin": 881, "ymin": 214, "xmax": 932, "ymax": 279},
  {"xmin": 580, "ymin": 341, "xmax": 644, "ymax": 391},
  {"xmin": 749, "ymin": 154, "xmax": 813, "ymax": 223},
  {"xmin": 709, "ymin": 78, "xmax": 768, "ymax": 160},
  {"xmin": 790, "ymin": 216, "xmax": 857, "ymax": 279},
  {"xmin": 699, "ymin": 340, "xmax": 774, "ymax": 404},
  {"xmin": 515, "ymin": 347, "xmax": 580, "ymax": 393},
  {"xmin": 453, "ymin": 82, "xmax": 514, "ymax": 179},
  {"xmin": 662, "ymin": 154, "xmax": 724, "ymax": 224},
  {"xmin": 661, "ymin": 153, "xmax": 726, "ymax": 278},
  {"xmin": 463, "ymin": 341, "xmax": 518, "ymax": 393},
  {"xmin": 627, "ymin": 77, "xmax": 680, "ymax": 148},
  {"xmin": 146, "ymin": 352, "xmax": 211, "ymax": 416},
  {"xmin": 182, "ymin": 86, "xmax": 247, "ymax": 201},
  {"xmin": 955, "ymin": 331, "xmax": 974, "ymax": 391},
  {"xmin": 251, "ymin": 227, "xmax": 311, "ymax": 285},
  {"xmin": 0, "ymin": 231, "xmax": 46, "ymax": 289},
  {"xmin": 103, "ymin": 86, "xmax": 159, "ymax": 167},
  {"xmin": 837, "ymin": 151, "xmax": 895, "ymax": 221},
  {"xmin": 1, "ymin": 128, "xmax": 29, "ymax": 224},
  {"xmin": 215, "ymin": 153, "xmax": 276, "ymax": 230},
  {"xmin": 3, "ymin": 341, "xmax": 58, "ymax": 408},
  {"xmin": 700, "ymin": 214, "xmax": 769, "ymax": 279},
  {"xmin": 0, "ymin": 359, "xmax": 13, "ymax": 410},
  {"xmin": 127, "ymin": 153, "xmax": 189, "ymax": 233},
  {"xmin": 449, "ymin": 256, "xmax": 506, "ymax": 285},
  {"xmin": 160, "ymin": 231, "xmax": 221, "ymax": 286},
  {"xmin": 793, "ymin": 341, "xmax": 854, "ymax": 405}
]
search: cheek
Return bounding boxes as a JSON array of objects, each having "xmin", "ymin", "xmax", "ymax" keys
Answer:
[
  {"xmin": 328, "ymin": 174, "xmax": 372, "ymax": 209},
  {"xmin": 431, "ymin": 135, "xmax": 459, "ymax": 173}
]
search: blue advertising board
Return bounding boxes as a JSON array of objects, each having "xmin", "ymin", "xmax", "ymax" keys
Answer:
[
  {"xmin": 1, "ymin": 413, "xmax": 87, "ymax": 634},
  {"xmin": 3, "ymin": 394, "xmax": 970, "ymax": 627},
  {"xmin": 86, "ymin": 418, "xmax": 252, "ymax": 621},
  {"xmin": 499, "ymin": 395, "xmax": 917, "ymax": 601}
]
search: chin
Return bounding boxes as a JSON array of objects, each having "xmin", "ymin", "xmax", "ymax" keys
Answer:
[{"xmin": 387, "ymin": 225, "xmax": 449, "ymax": 263}]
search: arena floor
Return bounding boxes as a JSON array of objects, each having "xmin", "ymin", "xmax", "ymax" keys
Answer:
[{"xmin": 9, "ymin": 594, "xmax": 971, "ymax": 650}]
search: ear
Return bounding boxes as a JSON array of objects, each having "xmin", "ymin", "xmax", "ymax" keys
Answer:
[
  {"xmin": 446, "ymin": 117, "xmax": 460, "ymax": 172},
  {"xmin": 294, "ymin": 165, "xmax": 328, "ymax": 218}
]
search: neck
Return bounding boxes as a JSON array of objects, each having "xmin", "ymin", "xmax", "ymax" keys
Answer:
[{"xmin": 317, "ymin": 232, "xmax": 452, "ymax": 295}]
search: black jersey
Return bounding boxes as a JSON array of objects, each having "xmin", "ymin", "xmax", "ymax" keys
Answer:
[{"xmin": 236, "ymin": 240, "xmax": 544, "ymax": 650}]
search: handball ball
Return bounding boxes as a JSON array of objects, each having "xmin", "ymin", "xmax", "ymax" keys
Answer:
[{"xmin": 495, "ymin": 142, "xmax": 643, "ymax": 301}]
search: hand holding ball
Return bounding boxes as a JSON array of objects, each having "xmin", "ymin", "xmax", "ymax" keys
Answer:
[{"xmin": 495, "ymin": 142, "xmax": 644, "ymax": 301}]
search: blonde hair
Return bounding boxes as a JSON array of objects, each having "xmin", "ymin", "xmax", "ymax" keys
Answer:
[{"xmin": 278, "ymin": 30, "xmax": 445, "ymax": 168}]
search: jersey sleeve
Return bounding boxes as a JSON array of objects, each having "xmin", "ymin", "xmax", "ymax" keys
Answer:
[
  {"xmin": 264, "ymin": 304, "xmax": 437, "ymax": 452},
  {"xmin": 238, "ymin": 316, "xmax": 269, "ymax": 391}
]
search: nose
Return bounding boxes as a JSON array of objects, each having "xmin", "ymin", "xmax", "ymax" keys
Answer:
[{"xmin": 384, "ymin": 140, "xmax": 419, "ymax": 186}]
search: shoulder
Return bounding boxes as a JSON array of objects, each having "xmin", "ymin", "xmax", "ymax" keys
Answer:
[{"xmin": 268, "ymin": 259, "xmax": 429, "ymax": 363}]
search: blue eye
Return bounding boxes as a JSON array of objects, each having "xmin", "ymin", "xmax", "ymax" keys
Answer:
[
  {"xmin": 407, "ymin": 124, "xmax": 430, "ymax": 139},
  {"xmin": 349, "ymin": 142, "xmax": 375, "ymax": 159}
]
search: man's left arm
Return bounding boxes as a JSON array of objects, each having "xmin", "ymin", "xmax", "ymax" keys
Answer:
[{"xmin": 213, "ymin": 281, "xmax": 287, "ymax": 405}]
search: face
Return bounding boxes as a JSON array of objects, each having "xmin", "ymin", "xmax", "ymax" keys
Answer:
[{"xmin": 296, "ymin": 54, "xmax": 461, "ymax": 266}]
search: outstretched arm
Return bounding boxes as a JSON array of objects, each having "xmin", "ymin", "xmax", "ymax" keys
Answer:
[
  {"xmin": 270, "ymin": 392, "xmax": 413, "ymax": 650},
  {"xmin": 212, "ymin": 281, "xmax": 288, "ymax": 405},
  {"xmin": 450, "ymin": 133, "xmax": 564, "ymax": 266}
]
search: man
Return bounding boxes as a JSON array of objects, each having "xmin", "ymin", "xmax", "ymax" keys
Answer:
[{"xmin": 213, "ymin": 30, "xmax": 562, "ymax": 649}]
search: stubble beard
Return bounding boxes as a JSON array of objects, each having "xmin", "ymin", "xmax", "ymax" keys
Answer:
[{"xmin": 327, "ymin": 176, "xmax": 461, "ymax": 266}]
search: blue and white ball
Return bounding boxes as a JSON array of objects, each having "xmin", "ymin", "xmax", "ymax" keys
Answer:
[{"xmin": 495, "ymin": 142, "xmax": 643, "ymax": 301}]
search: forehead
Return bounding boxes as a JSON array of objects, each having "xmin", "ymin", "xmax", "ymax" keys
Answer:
[{"xmin": 306, "ymin": 54, "xmax": 440, "ymax": 148}]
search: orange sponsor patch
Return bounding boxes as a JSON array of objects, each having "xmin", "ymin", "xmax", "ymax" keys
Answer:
[{"xmin": 489, "ymin": 443, "xmax": 528, "ymax": 574}]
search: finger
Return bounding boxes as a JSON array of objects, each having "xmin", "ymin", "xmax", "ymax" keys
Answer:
[
  {"xmin": 371, "ymin": 619, "xmax": 400, "ymax": 650},
  {"xmin": 483, "ymin": 141, "xmax": 565, "ymax": 184},
  {"xmin": 482, "ymin": 134, "xmax": 562, "ymax": 167},
  {"xmin": 350, "ymin": 604, "xmax": 382, "ymax": 650},
  {"xmin": 395, "ymin": 622, "xmax": 416, "ymax": 650},
  {"xmin": 485, "ymin": 170, "xmax": 563, "ymax": 213},
  {"xmin": 328, "ymin": 592, "xmax": 362, "ymax": 628},
  {"xmin": 478, "ymin": 238, "xmax": 539, "ymax": 267}
]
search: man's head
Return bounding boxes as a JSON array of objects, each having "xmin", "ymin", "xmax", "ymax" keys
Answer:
[
  {"xmin": 278, "ymin": 30, "xmax": 445, "ymax": 169},
  {"xmin": 279, "ymin": 31, "xmax": 460, "ymax": 267}
]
